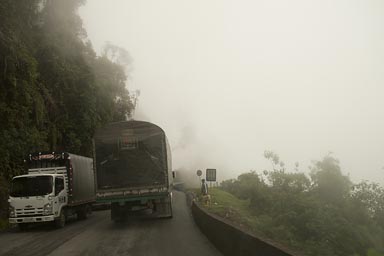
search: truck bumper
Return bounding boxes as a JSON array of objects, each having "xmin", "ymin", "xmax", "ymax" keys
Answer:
[
  {"xmin": 97, "ymin": 192, "xmax": 171, "ymax": 203},
  {"xmin": 9, "ymin": 215, "xmax": 55, "ymax": 224}
]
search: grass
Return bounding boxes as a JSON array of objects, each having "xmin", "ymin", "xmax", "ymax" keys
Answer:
[
  {"xmin": 193, "ymin": 188, "xmax": 316, "ymax": 255},
  {"xmin": 191, "ymin": 188, "xmax": 271, "ymax": 240},
  {"xmin": 191, "ymin": 188, "xmax": 384, "ymax": 256}
]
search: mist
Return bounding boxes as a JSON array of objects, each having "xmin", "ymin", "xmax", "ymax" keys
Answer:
[{"xmin": 79, "ymin": 0, "xmax": 384, "ymax": 184}]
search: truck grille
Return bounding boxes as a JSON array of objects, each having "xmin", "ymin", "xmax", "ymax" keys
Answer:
[{"xmin": 15, "ymin": 207, "xmax": 44, "ymax": 217}]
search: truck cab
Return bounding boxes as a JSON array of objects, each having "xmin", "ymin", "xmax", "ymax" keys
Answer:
[{"xmin": 9, "ymin": 170, "xmax": 68, "ymax": 229}]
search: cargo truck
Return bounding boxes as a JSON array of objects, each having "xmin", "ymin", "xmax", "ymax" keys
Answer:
[
  {"xmin": 94, "ymin": 120, "xmax": 173, "ymax": 221},
  {"xmin": 8, "ymin": 152, "xmax": 95, "ymax": 230}
]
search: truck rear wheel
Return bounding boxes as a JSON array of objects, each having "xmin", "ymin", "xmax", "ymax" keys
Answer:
[
  {"xmin": 165, "ymin": 200, "xmax": 173, "ymax": 219},
  {"xmin": 54, "ymin": 209, "xmax": 66, "ymax": 228},
  {"xmin": 86, "ymin": 204, "xmax": 92, "ymax": 215},
  {"xmin": 164, "ymin": 193, "xmax": 173, "ymax": 218},
  {"xmin": 78, "ymin": 204, "xmax": 92, "ymax": 220},
  {"xmin": 77, "ymin": 206, "xmax": 87, "ymax": 220},
  {"xmin": 111, "ymin": 203, "xmax": 123, "ymax": 222},
  {"xmin": 168, "ymin": 201, "xmax": 173, "ymax": 218}
]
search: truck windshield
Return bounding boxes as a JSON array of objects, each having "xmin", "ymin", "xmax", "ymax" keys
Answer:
[{"xmin": 10, "ymin": 176, "xmax": 53, "ymax": 197}]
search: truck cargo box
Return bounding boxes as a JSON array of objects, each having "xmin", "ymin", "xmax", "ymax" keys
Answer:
[
  {"xmin": 94, "ymin": 121, "xmax": 172, "ymax": 192},
  {"xmin": 67, "ymin": 153, "xmax": 95, "ymax": 205}
]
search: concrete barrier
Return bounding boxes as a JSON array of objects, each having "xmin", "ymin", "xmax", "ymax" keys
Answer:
[{"xmin": 191, "ymin": 201, "xmax": 298, "ymax": 256}]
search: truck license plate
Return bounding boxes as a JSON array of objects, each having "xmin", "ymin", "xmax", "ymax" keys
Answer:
[{"xmin": 24, "ymin": 217, "xmax": 33, "ymax": 222}]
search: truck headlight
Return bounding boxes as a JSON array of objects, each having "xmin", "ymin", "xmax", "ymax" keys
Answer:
[
  {"xmin": 43, "ymin": 203, "xmax": 52, "ymax": 215},
  {"xmin": 9, "ymin": 206, "xmax": 15, "ymax": 218}
]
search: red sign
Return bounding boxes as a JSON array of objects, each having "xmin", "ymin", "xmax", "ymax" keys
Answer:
[{"xmin": 120, "ymin": 136, "xmax": 138, "ymax": 150}]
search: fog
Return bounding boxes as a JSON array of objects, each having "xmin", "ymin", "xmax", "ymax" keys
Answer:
[{"xmin": 79, "ymin": 0, "xmax": 384, "ymax": 184}]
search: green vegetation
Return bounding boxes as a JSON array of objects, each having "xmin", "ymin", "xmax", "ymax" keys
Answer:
[
  {"xmin": 0, "ymin": 217, "xmax": 9, "ymax": 230},
  {"xmin": 0, "ymin": 1, "xmax": 135, "ymax": 224},
  {"xmin": 198, "ymin": 188, "xmax": 267, "ymax": 238},
  {"xmin": 203, "ymin": 153, "xmax": 384, "ymax": 256}
]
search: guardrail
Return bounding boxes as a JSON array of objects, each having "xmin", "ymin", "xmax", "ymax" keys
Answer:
[{"xmin": 191, "ymin": 200, "xmax": 298, "ymax": 256}]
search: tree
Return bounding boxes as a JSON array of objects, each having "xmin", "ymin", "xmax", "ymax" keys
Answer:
[
  {"xmin": 220, "ymin": 152, "xmax": 384, "ymax": 256},
  {"xmin": 310, "ymin": 154, "xmax": 351, "ymax": 204},
  {"xmin": 0, "ymin": 0, "xmax": 135, "ymax": 220}
]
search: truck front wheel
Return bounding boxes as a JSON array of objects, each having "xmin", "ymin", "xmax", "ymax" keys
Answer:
[
  {"xmin": 18, "ymin": 223, "xmax": 29, "ymax": 231},
  {"xmin": 54, "ymin": 209, "xmax": 66, "ymax": 228}
]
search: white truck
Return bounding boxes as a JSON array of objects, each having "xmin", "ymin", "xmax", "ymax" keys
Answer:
[{"xmin": 8, "ymin": 152, "xmax": 95, "ymax": 230}]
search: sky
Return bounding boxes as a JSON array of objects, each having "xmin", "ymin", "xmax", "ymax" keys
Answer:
[{"xmin": 79, "ymin": 0, "xmax": 384, "ymax": 184}]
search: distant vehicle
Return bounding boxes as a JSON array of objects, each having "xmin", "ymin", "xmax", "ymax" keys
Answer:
[
  {"xmin": 94, "ymin": 120, "xmax": 173, "ymax": 222},
  {"xmin": 8, "ymin": 152, "xmax": 95, "ymax": 230}
]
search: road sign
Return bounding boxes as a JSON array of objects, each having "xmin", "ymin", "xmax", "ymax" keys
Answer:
[
  {"xmin": 206, "ymin": 168, "xmax": 216, "ymax": 182},
  {"xmin": 196, "ymin": 170, "xmax": 202, "ymax": 177}
]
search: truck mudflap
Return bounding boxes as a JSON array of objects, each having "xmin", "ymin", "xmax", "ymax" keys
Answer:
[
  {"xmin": 9, "ymin": 215, "xmax": 55, "ymax": 224},
  {"xmin": 153, "ymin": 193, "xmax": 173, "ymax": 218}
]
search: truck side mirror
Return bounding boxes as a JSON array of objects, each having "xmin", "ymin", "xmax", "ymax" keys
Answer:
[{"xmin": 172, "ymin": 171, "xmax": 176, "ymax": 179}]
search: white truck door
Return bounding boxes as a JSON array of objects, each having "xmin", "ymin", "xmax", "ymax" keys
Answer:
[{"xmin": 54, "ymin": 176, "xmax": 67, "ymax": 216}]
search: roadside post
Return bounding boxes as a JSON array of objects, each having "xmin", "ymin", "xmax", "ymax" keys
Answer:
[{"xmin": 196, "ymin": 169, "xmax": 202, "ymax": 185}]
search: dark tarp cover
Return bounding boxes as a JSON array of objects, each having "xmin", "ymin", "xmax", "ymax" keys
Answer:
[{"xmin": 94, "ymin": 121, "xmax": 168, "ymax": 190}]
